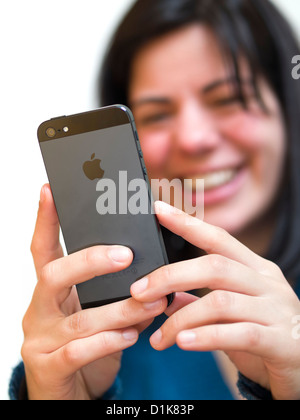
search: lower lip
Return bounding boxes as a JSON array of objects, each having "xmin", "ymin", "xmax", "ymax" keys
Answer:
[{"xmin": 186, "ymin": 167, "xmax": 248, "ymax": 207}]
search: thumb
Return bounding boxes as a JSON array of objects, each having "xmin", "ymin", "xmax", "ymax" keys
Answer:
[{"xmin": 31, "ymin": 184, "xmax": 63, "ymax": 278}]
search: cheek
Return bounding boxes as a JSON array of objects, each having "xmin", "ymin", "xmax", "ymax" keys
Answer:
[
  {"xmin": 139, "ymin": 132, "xmax": 170, "ymax": 175},
  {"xmin": 221, "ymin": 112, "xmax": 285, "ymax": 162},
  {"xmin": 220, "ymin": 113, "xmax": 266, "ymax": 151},
  {"xmin": 221, "ymin": 113, "xmax": 286, "ymax": 189}
]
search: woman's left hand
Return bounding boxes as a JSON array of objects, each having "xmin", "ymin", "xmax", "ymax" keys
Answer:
[{"xmin": 131, "ymin": 201, "xmax": 300, "ymax": 400}]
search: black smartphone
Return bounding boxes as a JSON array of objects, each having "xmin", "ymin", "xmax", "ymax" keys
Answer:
[{"xmin": 37, "ymin": 105, "xmax": 173, "ymax": 309}]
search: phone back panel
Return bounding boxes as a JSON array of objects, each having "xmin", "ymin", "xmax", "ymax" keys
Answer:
[{"xmin": 38, "ymin": 106, "xmax": 169, "ymax": 308}]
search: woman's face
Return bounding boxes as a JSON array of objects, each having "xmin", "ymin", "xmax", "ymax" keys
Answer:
[{"xmin": 129, "ymin": 25, "xmax": 286, "ymax": 235}]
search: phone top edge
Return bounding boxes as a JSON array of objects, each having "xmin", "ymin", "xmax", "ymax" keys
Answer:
[{"xmin": 37, "ymin": 105, "xmax": 133, "ymax": 142}]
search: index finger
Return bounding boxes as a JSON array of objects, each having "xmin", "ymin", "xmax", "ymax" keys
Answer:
[{"xmin": 154, "ymin": 201, "xmax": 270, "ymax": 274}]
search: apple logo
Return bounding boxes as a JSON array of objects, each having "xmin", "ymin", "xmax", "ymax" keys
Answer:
[{"xmin": 83, "ymin": 153, "xmax": 105, "ymax": 180}]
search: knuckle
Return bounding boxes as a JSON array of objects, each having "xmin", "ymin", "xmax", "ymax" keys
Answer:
[
  {"xmin": 82, "ymin": 247, "xmax": 98, "ymax": 265},
  {"xmin": 206, "ymin": 254, "xmax": 229, "ymax": 274},
  {"xmin": 30, "ymin": 234, "xmax": 46, "ymax": 258},
  {"xmin": 22, "ymin": 311, "xmax": 31, "ymax": 336},
  {"xmin": 209, "ymin": 290, "xmax": 232, "ymax": 313},
  {"xmin": 244, "ymin": 324, "xmax": 261, "ymax": 348},
  {"xmin": 209, "ymin": 325, "xmax": 224, "ymax": 349},
  {"xmin": 21, "ymin": 340, "xmax": 40, "ymax": 373},
  {"xmin": 21, "ymin": 341, "xmax": 32, "ymax": 364},
  {"xmin": 82, "ymin": 247, "xmax": 110, "ymax": 277},
  {"xmin": 98, "ymin": 331, "xmax": 113, "ymax": 353},
  {"xmin": 30, "ymin": 239, "xmax": 36, "ymax": 256},
  {"xmin": 39, "ymin": 262, "xmax": 55, "ymax": 287},
  {"xmin": 61, "ymin": 342, "xmax": 79, "ymax": 367},
  {"xmin": 160, "ymin": 264, "xmax": 172, "ymax": 282},
  {"xmin": 67, "ymin": 311, "xmax": 87, "ymax": 337},
  {"xmin": 82, "ymin": 246, "xmax": 106, "ymax": 266},
  {"xmin": 119, "ymin": 300, "xmax": 131, "ymax": 320},
  {"xmin": 168, "ymin": 310, "xmax": 182, "ymax": 332},
  {"xmin": 207, "ymin": 226, "xmax": 229, "ymax": 253},
  {"xmin": 30, "ymin": 236, "xmax": 40, "ymax": 256},
  {"xmin": 148, "ymin": 264, "xmax": 172, "ymax": 293},
  {"xmin": 263, "ymin": 260, "xmax": 284, "ymax": 278},
  {"xmin": 166, "ymin": 312, "xmax": 182, "ymax": 332}
]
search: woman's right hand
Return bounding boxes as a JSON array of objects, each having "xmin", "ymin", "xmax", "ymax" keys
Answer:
[{"xmin": 22, "ymin": 184, "xmax": 167, "ymax": 400}]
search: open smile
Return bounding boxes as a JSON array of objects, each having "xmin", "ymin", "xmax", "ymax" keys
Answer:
[{"xmin": 182, "ymin": 164, "xmax": 247, "ymax": 206}]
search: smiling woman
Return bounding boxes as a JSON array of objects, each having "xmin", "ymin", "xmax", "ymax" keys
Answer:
[
  {"xmin": 9, "ymin": 0, "xmax": 300, "ymax": 402},
  {"xmin": 128, "ymin": 25, "xmax": 286, "ymax": 240},
  {"xmin": 99, "ymin": 0, "xmax": 300, "ymax": 279}
]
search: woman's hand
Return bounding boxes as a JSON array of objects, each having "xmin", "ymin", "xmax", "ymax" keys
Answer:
[
  {"xmin": 22, "ymin": 185, "xmax": 167, "ymax": 400},
  {"xmin": 131, "ymin": 201, "xmax": 300, "ymax": 400}
]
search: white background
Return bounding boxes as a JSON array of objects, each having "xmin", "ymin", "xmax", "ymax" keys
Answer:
[{"xmin": 0, "ymin": 0, "xmax": 299, "ymax": 400}]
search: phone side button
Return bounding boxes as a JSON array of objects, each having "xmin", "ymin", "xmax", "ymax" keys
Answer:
[
  {"xmin": 51, "ymin": 115, "xmax": 66, "ymax": 120},
  {"xmin": 136, "ymin": 140, "xmax": 142, "ymax": 152}
]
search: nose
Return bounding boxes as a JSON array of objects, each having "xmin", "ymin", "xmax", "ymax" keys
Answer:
[{"xmin": 174, "ymin": 101, "xmax": 222, "ymax": 155}]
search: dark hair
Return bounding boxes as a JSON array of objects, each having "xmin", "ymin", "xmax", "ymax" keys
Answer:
[{"xmin": 98, "ymin": 0, "xmax": 300, "ymax": 278}]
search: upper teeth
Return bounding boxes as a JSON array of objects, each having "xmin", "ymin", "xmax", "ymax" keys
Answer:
[{"xmin": 184, "ymin": 169, "xmax": 236, "ymax": 192}]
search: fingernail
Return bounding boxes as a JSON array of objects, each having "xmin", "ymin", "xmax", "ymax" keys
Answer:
[
  {"xmin": 177, "ymin": 331, "xmax": 196, "ymax": 345},
  {"xmin": 122, "ymin": 329, "xmax": 138, "ymax": 341},
  {"xmin": 154, "ymin": 201, "xmax": 171, "ymax": 215},
  {"xmin": 109, "ymin": 247, "xmax": 132, "ymax": 263},
  {"xmin": 131, "ymin": 277, "xmax": 148, "ymax": 295},
  {"xmin": 143, "ymin": 299, "xmax": 162, "ymax": 311},
  {"xmin": 154, "ymin": 201, "xmax": 182, "ymax": 215},
  {"xmin": 40, "ymin": 185, "xmax": 47, "ymax": 204},
  {"xmin": 40, "ymin": 184, "xmax": 52, "ymax": 205},
  {"xmin": 150, "ymin": 329, "xmax": 162, "ymax": 346}
]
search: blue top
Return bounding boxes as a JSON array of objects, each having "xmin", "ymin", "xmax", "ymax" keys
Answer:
[
  {"xmin": 103, "ymin": 314, "xmax": 233, "ymax": 400},
  {"xmin": 10, "ymin": 282, "xmax": 300, "ymax": 400}
]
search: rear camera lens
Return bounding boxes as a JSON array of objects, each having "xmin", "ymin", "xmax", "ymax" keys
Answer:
[{"xmin": 46, "ymin": 127, "xmax": 56, "ymax": 138}]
